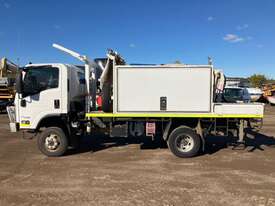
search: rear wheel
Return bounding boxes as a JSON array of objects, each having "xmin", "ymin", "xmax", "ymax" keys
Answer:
[
  {"xmin": 168, "ymin": 126, "xmax": 201, "ymax": 158},
  {"xmin": 248, "ymin": 118, "xmax": 263, "ymax": 132},
  {"xmin": 37, "ymin": 127, "xmax": 68, "ymax": 157}
]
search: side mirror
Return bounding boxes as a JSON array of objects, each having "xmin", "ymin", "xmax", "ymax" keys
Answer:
[{"xmin": 15, "ymin": 71, "xmax": 23, "ymax": 94}]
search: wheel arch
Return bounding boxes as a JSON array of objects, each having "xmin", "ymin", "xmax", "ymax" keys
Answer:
[
  {"xmin": 163, "ymin": 119, "xmax": 205, "ymax": 152},
  {"xmin": 36, "ymin": 115, "xmax": 68, "ymax": 132},
  {"xmin": 35, "ymin": 115, "xmax": 80, "ymax": 148},
  {"xmin": 162, "ymin": 118, "xmax": 200, "ymax": 141}
]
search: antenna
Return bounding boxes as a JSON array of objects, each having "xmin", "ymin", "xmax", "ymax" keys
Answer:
[
  {"xmin": 208, "ymin": 56, "xmax": 213, "ymax": 65},
  {"xmin": 16, "ymin": 58, "xmax": 20, "ymax": 67}
]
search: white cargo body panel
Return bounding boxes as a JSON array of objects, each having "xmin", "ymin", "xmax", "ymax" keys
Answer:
[{"xmin": 114, "ymin": 66, "xmax": 213, "ymax": 113}]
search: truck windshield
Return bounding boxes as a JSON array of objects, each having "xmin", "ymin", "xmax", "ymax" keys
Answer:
[{"xmin": 23, "ymin": 66, "xmax": 59, "ymax": 96}]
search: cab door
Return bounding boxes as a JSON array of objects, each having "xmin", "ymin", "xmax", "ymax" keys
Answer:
[{"xmin": 18, "ymin": 65, "xmax": 63, "ymax": 129}]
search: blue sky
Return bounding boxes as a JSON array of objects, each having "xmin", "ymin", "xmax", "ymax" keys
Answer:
[{"xmin": 0, "ymin": 0, "xmax": 274, "ymax": 78}]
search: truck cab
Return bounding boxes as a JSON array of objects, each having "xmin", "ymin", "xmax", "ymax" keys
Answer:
[{"xmin": 14, "ymin": 63, "xmax": 86, "ymax": 135}]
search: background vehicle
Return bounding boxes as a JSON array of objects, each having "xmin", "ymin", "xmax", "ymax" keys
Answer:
[
  {"xmin": 263, "ymin": 83, "xmax": 275, "ymax": 105},
  {"xmin": 225, "ymin": 77, "xmax": 263, "ymax": 102},
  {"xmin": 223, "ymin": 86, "xmax": 251, "ymax": 103},
  {"xmin": 0, "ymin": 58, "xmax": 18, "ymax": 111},
  {"xmin": 7, "ymin": 44, "xmax": 264, "ymax": 158},
  {"xmin": 245, "ymin": 87, "xmax": 263, "ymax": 102}
]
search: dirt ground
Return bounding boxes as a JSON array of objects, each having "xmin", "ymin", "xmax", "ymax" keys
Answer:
[{"xmin": 0, "ymin": 106, "xmax": 275, "ymax": 206}]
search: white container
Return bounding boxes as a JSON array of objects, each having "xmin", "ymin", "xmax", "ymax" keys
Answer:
[{"xmin": 114, "ymin": 65, "xmax": 213, "ymax": 113}]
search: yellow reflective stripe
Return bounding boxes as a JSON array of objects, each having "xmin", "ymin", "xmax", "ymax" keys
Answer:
[
  {"xmin": 86, "ymin": 113, "xmax": 263, "ymax": 118},
  {"xmin": 20, "ymin": 123, "xmax": 30, "ymax": 127}
]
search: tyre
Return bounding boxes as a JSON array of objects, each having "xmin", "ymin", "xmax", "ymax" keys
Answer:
[
  {"xmin": 102, "ymin": 82, "xmax": 112, "ymax": 112},
  {"xmin": 168, "ymin": 126, "xmax": 201, "ymax": 158},
  {"xmin": 248, "ymin": 118, "xmax": 263, "ymax": 132},
  {"xmin": 37, "ymin": 127, "xmax": 68, "ymax": 157}
]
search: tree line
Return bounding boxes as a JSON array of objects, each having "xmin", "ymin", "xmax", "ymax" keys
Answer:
[{"xmin": 248, "ymin": 74, "xmax": 275, "ymax": 88}]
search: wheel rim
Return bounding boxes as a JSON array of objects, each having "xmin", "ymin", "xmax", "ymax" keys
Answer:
[
  {"xmin": 45, "ymin": 134, "xmax": 61, "ymax": 152},
  {"xmin": 175, "ymin": 134, "xmax": 194, "ymax": 153}
]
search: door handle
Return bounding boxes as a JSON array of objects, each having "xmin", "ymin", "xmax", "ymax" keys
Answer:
[
  {"xmin": 54, "ymin": 99, "xmax": 60, "ymax": 109},
  {"xmin": 20, "ymin": 99, "xmax": 26, "ymax": 107}
]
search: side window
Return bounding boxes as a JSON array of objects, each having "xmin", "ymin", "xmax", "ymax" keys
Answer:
[
  {"xmin": 23, "ymin": 67, "xmax": 59, "ymax": 95},
  {"xmin": 40, "ymin": 68, "xmax": 59, "ymax": 89},
  {"xmin": 34, "ymin": 67, "xmax": 59, "ymax": 89},
  {"xmin": 77, "ymin": 72, "xmax": 85, "ymax": 84}
]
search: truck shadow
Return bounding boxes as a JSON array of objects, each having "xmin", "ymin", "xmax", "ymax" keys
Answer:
[
  {"xmin": 66, "ymin": 134, "xmax": 168, "ymax": 156},
  {"xmin": 67, "ymin": 131, "xmax": 275, "ymax": 156},
  {"xmin": 205, "ymin": 130, "xmax": 275, "ymax": 155}
]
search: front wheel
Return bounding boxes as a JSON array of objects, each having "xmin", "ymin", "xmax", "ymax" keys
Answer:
[
  {"xmin": 168, "ymin": 126, "xmax": 201, "ymax": 158},
  {"xmin": 37, "ymin": 127, "xmax": 68, "ymax": 157}
]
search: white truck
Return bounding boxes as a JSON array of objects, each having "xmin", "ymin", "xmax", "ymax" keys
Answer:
[{"xmin": 8, "ymin": 44, "xmax": 264, "ymax": 158}]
